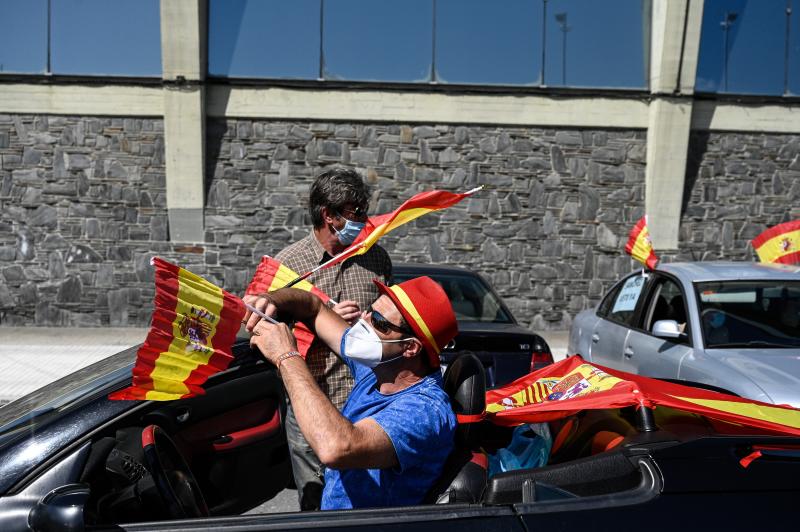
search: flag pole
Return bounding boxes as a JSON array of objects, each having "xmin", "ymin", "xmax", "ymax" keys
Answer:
[
  {"xmin": 245, "ymin": 303, "xmax": 280, "ymax": 324},
  {"xmin": 283, "ymin": 185, "xmax": 484, "ymax": 288}
]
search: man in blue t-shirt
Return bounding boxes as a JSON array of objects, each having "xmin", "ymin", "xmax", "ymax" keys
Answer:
[{"xmin": 247, "ymin": 276, "xmax": 459, "ymax": 509}]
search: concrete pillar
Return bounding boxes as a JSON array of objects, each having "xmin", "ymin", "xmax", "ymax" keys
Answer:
[
  {"xmin": 645, "ymin": 0, "xmax": 704, "ymax": 249},
  {"xmin": 160, "ymin": 0, "xmax": 207, "ymax": 243}
]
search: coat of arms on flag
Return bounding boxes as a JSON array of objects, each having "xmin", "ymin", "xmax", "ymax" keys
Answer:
[
  {"xmin": 110, "ymin": 258, "xmax": 245, "ymax": 401},
  {"xmin": 751, "ymin": 220, "xmax": 800, "ymax": 265},
  {"xmin": 624, "ymin": 215, "xmax": 659, "ymax": 269}
]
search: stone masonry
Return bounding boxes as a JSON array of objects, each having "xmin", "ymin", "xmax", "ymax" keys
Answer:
[{"xmin": 7, "ymin": 116, "xmax": 796, "ymax": 331}]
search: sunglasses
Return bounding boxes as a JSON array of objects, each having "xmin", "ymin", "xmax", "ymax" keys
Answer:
[
  {"xmin": 337, "ymin": 205, "xmax": 368, "ymax": 220},
  {"xmin": 369, "ymin": 307, "xmax": 413, "ymax": 336}
]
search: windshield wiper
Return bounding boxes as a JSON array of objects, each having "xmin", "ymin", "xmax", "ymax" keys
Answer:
[{"xmin": 711, "ymin": 341, "xmax": 800, "ymax": 349}]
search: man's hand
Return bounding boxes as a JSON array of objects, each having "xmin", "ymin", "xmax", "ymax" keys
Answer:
[
  {"xmin": 332, "ymin": 300, "xmax": 361, "ymax": 324},
  {"xmin": 250, "ymin": 319, "xmax": 298, "ymax": 366},
  {"xmin": 244, "ymin": 294, "xmax": 276, "ymax": 332}
]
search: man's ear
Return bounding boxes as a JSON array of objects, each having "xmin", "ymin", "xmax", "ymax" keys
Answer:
[
  {"xmin": 402, "ymin": 338, "xmax": 423, "ymax": 358},
  {"xmin": 321, "ymin": 206, "xmax": 338, "ymax": 225}
]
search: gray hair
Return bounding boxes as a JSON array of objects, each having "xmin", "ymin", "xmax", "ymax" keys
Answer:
[{"xmin": 308, "ymin": 167, "xmax": 370, "ymax": 228}]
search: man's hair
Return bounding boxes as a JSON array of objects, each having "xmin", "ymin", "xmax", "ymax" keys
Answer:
[{"xmin": 309, "ymin": 167, "xmax": 370, "ymax": 228}]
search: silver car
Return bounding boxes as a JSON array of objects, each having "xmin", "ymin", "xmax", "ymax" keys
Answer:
[{"xmin": 569, "ymin": 262, "xmax": 800, "ymax": 407}]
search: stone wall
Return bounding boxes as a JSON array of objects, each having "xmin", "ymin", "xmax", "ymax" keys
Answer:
[
  {"xmin": 205, "ymin": 120, "xmax": 649, "ymax": 331},
  {"xmin": 0, "ymin": 115, "xmax": 167, "ymax": 326},
  {"xmin": 668, "ymin": 131, "xmax": 800, "ymax": 262},
  {"xmin": 1, "ymin": 113, "xmax": 653, "ymax": 329}
]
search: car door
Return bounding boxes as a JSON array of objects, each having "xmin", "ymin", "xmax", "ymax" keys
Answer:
[
  {"xmin": 622, "ymin": 274, "xmax": 693, "ymax": 376},
  {"xmin": 589, "ymin": 273, "xmax": 650, "ymax": 368},
  {"xmin": 141, "ymin": 341, "xmax": 290, "ymax": 515}
]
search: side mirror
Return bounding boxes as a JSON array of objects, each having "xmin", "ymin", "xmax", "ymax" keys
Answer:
[
  {"xmin": 28, "ymin": 483, "xmax": 89, "ymax": 532},
  {"xmin": 652, "ymin": 320, "xmax": 687, "ymax": 341}
]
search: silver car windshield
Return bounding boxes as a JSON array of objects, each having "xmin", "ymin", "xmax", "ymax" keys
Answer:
[{"xmin": 695, "ymin": 280, "xmax": 800, "ymax": 348}]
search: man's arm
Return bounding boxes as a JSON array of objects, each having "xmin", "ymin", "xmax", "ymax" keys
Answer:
[
  {"xmin": 250, "ymin": 320, "xmax": 398, "ymax": 469},
  {"xmin": 245, "ymin": 288, "xmax": 348, "ymax": 355}
]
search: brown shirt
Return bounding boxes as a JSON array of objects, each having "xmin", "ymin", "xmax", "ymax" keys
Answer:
[{"xmin": 275, "ymin": 233, "xmax": 393, "ymax": 409}]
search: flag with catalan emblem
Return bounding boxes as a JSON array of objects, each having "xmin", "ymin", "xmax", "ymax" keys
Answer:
[
  {"xmin": 751, "ymin": 220, "xmax": 800, "ymax": 265},
  {"xmin": 624, "ymin": 215, "xmax": 659, "ymax": 269},
  {"xmin": 245, "ymin": 256, "xmax": 331, "ymax": 357},
  {"xmin": 481, "ymin": 356, "xmax": 800, "ymax": 437},
  {"xmin": 110, "ymin": 258, "xmax": 245, "ymax": 401},
  {"xmin": 321, "ymin": 187, "xmax": 482, "ymax": 271}
]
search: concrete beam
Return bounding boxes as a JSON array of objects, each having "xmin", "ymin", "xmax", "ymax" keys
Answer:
[
  {"xmin": 160, "ymin": 0, "xmax": 206, "ymax": 81},
  {"xmin": 692, "ymin": 101, "xmax": 800, "ymax": 133},
  {"xmin": 160, "ymin": 0, "xmax": 207, "ymax": 243},
  {"xmin": 645, "ymin": 98, "xmax": 693, "ymax": 249},
  {"xmin": 645, "ymin": 0, "xmax": 705, "ymax": 249},
  {"xmin": 208, "ymin": 85, "xmax": 651, "ymax": 129},
  {"xmin": 163, "ymin": 87, "xmax": 205, "ymax": 242},
  {"xmin": 0, "ymin": 84, "xmax": 163, "ymax": 116}
]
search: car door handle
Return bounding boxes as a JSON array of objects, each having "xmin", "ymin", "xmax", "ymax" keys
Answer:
[
  {"xmin": 624, "ymin": 347, "xmax": 634, "ymax": 358},
  {"xmin": 591, "ymin": 334, "xmax": 600, "ymax": 343}
]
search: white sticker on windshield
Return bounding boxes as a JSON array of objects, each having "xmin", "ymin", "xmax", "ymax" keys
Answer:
[{"xmin": 612, "ymin": 275, "xmax": 646, "ymax": 313}]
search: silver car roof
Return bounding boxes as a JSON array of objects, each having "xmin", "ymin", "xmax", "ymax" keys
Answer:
[{"xmin": 658, "ymin": 261, "xmax": 800, "ymax": 284}]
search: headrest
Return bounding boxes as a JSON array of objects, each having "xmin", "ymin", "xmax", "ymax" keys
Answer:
[{"xmin": 442, "ymin": 353, "xmax": 486, "ymax": 448}]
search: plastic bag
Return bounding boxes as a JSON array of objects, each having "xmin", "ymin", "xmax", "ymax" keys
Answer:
[{"xmin": 487, "ymin": 422, "xmax": 552, "ymax": 477}]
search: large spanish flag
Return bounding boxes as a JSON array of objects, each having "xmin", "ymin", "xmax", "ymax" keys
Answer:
[
  {"xmin": 109, "ymin": 258, "xmax": 245, "ymax": 401},
  {"xmin": 318, "ymin": 186, "xmax": 482, "ymax": 272},
  {"xmin": 624, "ymin": 215, "xmax": 659, "ymax": 269},
  {"xmin": 245, "ymin": 256, "xmax": 331, "ymax": 357},
  {"xmin": 482, "ymin": 356, "xmax": 800, "ymax": 437},
  {"xmin": 751, "ymin": 220, "xmax": 800, "ymax": 264}
]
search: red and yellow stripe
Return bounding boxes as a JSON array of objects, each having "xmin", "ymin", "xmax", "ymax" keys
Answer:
[
  {"xmin": 386, "ymin": 283, "xmax": 441, "ymax": 355},
  {"xmin": 245, "ymin": 256, "xmax": 332, "ymax": 358},
  {"xmin": 110, "ymin": 258, "xmax": 245, "ymax": 401},
  {"xmin": 625, "ymin": 216, "xmax": 659, "ymax": 269},
  {"xmin": 246, "ymin": 256, "xmax": 330, "ymax": 302},
  {"xmin": 751, "ymin": 220, "xmax": 800, "ymax": 264},
  {"xmin": 324, "ymin": 188, "xmax": 481, "ymax": 269}
]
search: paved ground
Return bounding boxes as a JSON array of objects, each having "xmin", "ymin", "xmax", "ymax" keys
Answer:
[{"xmin": 0, "ymin": 327, "xmax": 569, "ymax": 404}]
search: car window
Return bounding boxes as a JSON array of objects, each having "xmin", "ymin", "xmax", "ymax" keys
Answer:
[
  {"xmin": 597, "ymin": 282, "xmax": 622, "ymax": 318},
  {"xmin": 393, "ymin": 271, "xmax": 513, "ymax": 323},
  {"xmin": 605, "ymin": 274, "xmax": 647, "ymax": 327},
  {"xmin": 695, "ymin": 280, "xmax": 800, "ymax": 348},
  {"xmin": 644, "ymin": 277, "xmax": 689, "ymax": 337}
]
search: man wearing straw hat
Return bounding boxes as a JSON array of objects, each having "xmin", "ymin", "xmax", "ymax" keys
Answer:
[{"xmin": 247, "ymin": 275, "xmax": 458, "ymax": 510}]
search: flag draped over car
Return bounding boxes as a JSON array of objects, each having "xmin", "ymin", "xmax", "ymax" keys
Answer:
[
  {"xmin": 286, "ymin": 186, "xmax": 483, "ymax": 286},
  {"xmin": 751, "ymin": 220, "xmax": 800, "ymax": 264},
  {"xmin": 624, "ymin": 215, "xmax": 659, "ymax": 269},
  {"xmin": 245, "ymin": 256, "xmax": 330, "ymax": 357},
  {"xmin": 480, "ymin": 356, "xmax": 800, "ymax": 437},
  {"xmin": 109, "ymin": 258, "xmax": 245, "ymax": 401}
]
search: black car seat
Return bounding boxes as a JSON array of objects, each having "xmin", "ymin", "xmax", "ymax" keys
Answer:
[{"xmin": 424, "ymin": 353, "xmax": 487, "ymax": 504}]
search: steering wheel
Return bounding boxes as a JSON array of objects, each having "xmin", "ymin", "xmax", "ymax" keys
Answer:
[{"xmin": 141, "ymin": 425, "xmax": 209, "ymax": 519}]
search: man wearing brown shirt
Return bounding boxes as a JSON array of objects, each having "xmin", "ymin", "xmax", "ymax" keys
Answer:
[{"xmin": 269, "ymin": 167, "xmax": 392, "ymax": 510}]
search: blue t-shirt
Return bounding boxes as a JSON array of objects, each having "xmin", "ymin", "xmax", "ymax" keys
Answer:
[{"xmin": 320, "ymin": 334, "xmax": 456, "ymax": 510}]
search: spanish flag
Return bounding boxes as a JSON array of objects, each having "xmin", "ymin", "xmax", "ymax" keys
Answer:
[
  {"xmin": 245, "ymin": 256, "xmax": 331, "ymax": 357},
  {"xmin": 320, "ymin": 186, "xmax": 482, "ymax": 271},
  {"xmin": 751, "ymin": 220, "xmax": 800, "ymax": 265},
  {"xmin": 624, "ymin": 215, "xmax": 659, "ymax": 269},
  {"xmin": 109, "ymin": 258, "xmax": 245, "ymax": 401},
  {"xmin": 482, "ymin": 356, "xmax": 800, "ymax": 437}
]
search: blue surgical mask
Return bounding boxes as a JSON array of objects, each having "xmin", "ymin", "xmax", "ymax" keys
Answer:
[{"xmin": 334, "ymin": 217, "xmax": 365, "ymax": 246}]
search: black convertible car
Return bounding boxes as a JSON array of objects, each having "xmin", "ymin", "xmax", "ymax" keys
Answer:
[
  {"xmin": 0, "ymin": 339, "xmax": 797, "ymax": 531},
  {"xmin": 394, "ymin": 263, "xmax": 553, "ymax": 387}
]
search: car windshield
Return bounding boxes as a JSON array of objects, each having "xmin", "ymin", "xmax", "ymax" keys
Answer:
[
  {"xmin": 0, "ymin": 347, "xmax": 137, "ymax": 443},
  {"xmin": 695, "ymin": 280, "xmax": 800, "ymax": 348},
  {"xmin": 394, "ymin": 272, "xmax": 513, "ymax": 323}
]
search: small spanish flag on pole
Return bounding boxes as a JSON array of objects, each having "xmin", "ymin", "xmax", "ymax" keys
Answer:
[
  {"xmin": 245, "ymin": 256, "xmax": 331, "ymax": 357},
  {"xmin": 110, "ymin": 258, "xmax": 246, "ymax": 401},
  {"xmin": 624, "ymin": 215, "xmax": 659, "ymax": 269},
  {"xmin": 286, "ymin": 186, "xmax": 483, "ymax": 286},
  {"xmin": 751, "ymin": 220, "xmax": 800, "ymax": 265}
]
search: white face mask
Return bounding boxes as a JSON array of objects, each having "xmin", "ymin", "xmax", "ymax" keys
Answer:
[{"xmin": 342, "ymin": 319, "xmax": 413, "ymax": 368}]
